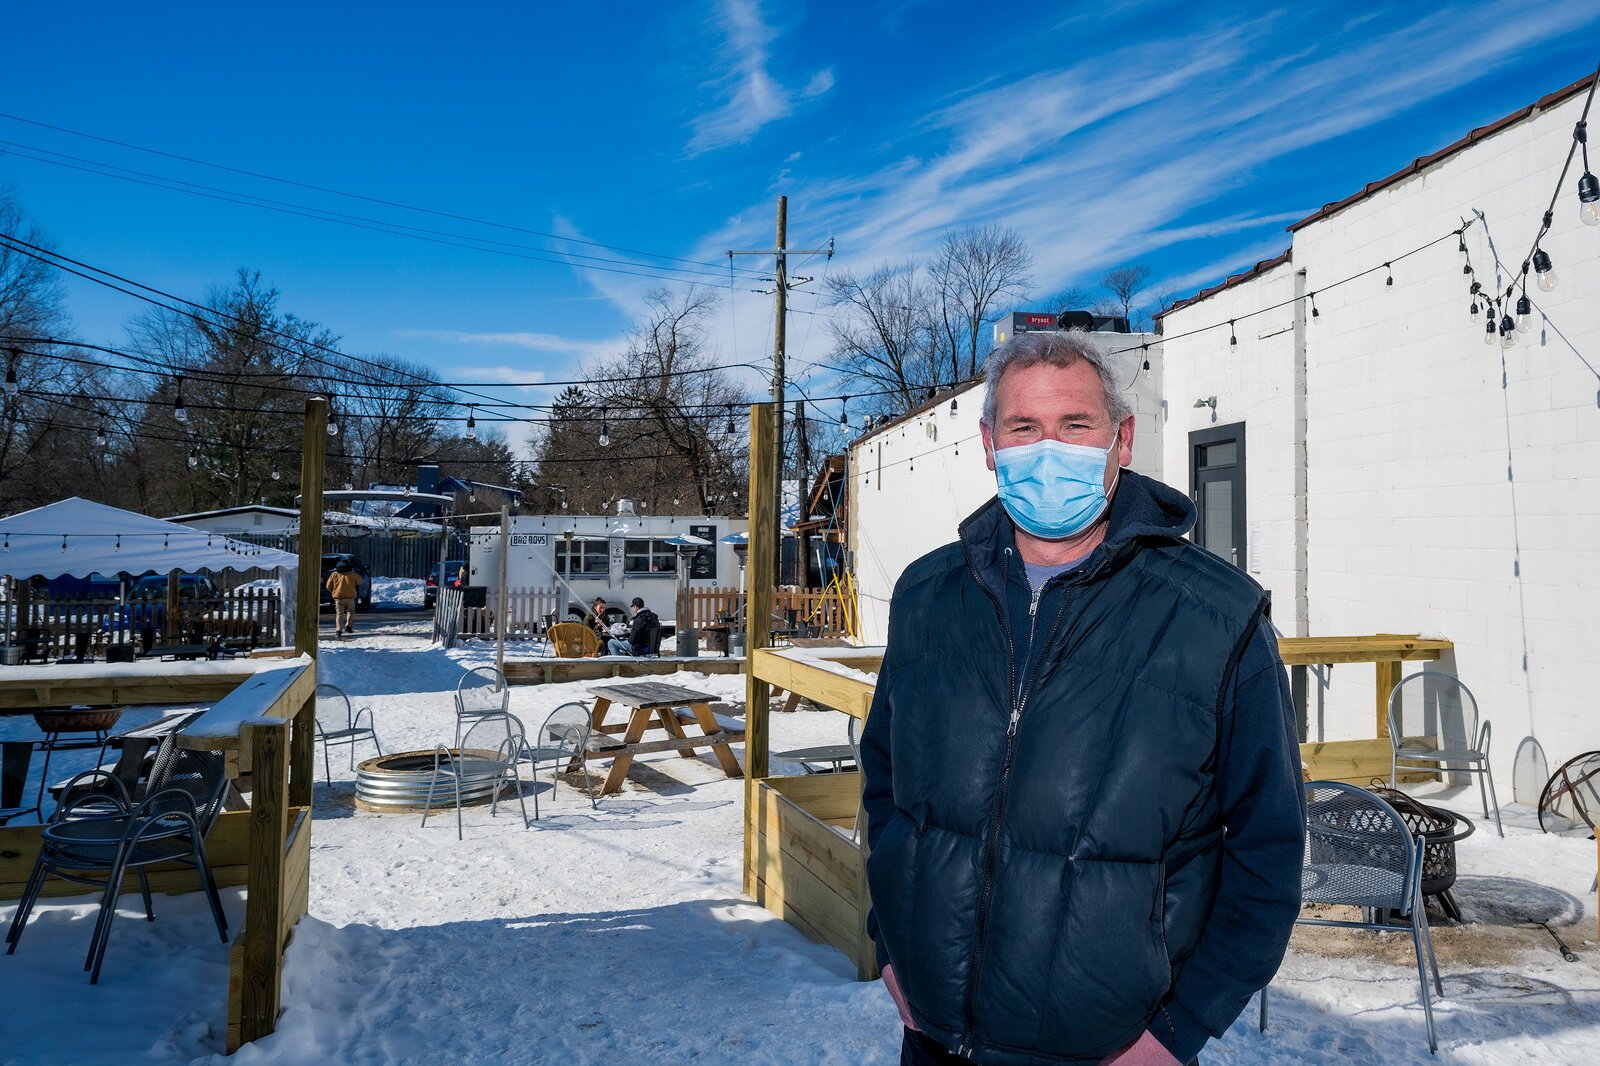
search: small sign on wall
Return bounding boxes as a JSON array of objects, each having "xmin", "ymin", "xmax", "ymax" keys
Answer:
[
  {"xmin": 1249, "ymin": 522, "xmax": 1262, "ymax": 574},
  {"xmin": 510, "ymin": 533, "xmax": 548, "ymax": 547}
]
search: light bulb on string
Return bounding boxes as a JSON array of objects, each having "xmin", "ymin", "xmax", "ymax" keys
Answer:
[
  {"xmin": 1483, "ymin": 314, "xmax": 1498, "ymax": 346},
  {"xmin": 187, "ymin": 448, "xmax": 199, "ymax": 469},
  {"xmin": 94, "ymin": 421, "xmax": 107, "ymax": 447},
  {"xmin": 1229, "ymin": 320, "xmax": 1237, "ymax": 351},
  {"xmin": 949, "ymin": 398, "xmax": 959, "ymax": 419},
  {"xmin": 839, "ymin": 397, "xmax": 850, "ymax": 430},
  {"xmin": 1532, "ymin": 248, "xmax": 1558, "ymax": 292},
  {"xmin": 1515, "ymin": 294, "xmax": 1534, "ymax": 333},
  {"xmin": 1576, "ymin": 120, "xmax": 1599, "ymax": 226},
  {"xmin": 61, "ymin": 534, "xmax": 67, "ymax": 553},
  {"xmin": 114, "ymin": 534, "xmax": 120, "ymax": 553},
  {"xmin": 271, "ymin": 463, "xmax": 281, "ymax": 481},
  {"xmin": 1500, "ymin": 313, "xmax": 1517, "ymax": 350},
  {"xmin": 465, "ymin": 405, "xmax": 477, "ymax": 441},
  {"xmin": 1384, "ymin": 262, "xmax": 1393, "ymax": 286},
  {"xmin": 598, "ymin": 408, "xmax": 610, "ymax": 448},
  {"xmin": 3, "ymin": 350, "xmax": 18, "ymax": 398},
  {"xmin": 1141, "ymin": 345, "xmax": 1150, "ymax": 371},
  {"xmin": 173, "ymin": 376, "xmax": 188, "ymax": 422},
  {"xmin": 1308, "ymin": 292, "xmax": 1320, "ymax": 320},
  {"xmin": 725, "ymin": 405, "xmax": 736, "ymax": 435},
  {"xmin": 326, "ymin": 415, "xmax": 339, "ymax": 436}
]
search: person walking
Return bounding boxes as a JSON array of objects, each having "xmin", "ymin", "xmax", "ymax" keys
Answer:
[
  {"xmin": 861, "ymin": 331, "xmax": 1305, "ymax": 1065},
  {"xmin": 325, "ymin": 558, "xmax": 361, "ymax": 637}
]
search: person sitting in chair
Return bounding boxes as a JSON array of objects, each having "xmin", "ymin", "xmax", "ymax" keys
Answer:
[
  {"xmin": 588, "ymin": 597, "xmax": 610, "ymax": 640},
  {"xmin": 606, "ymin": 597, "xmax": 660, "ymax": 657}
]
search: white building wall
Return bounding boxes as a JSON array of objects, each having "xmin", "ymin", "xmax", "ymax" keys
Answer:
[
  {"xmin": 169, "ymin": 510, "xmax": 298, "ymax": 534},
  {"xmin": 1164, "ymin": 87, "xmax": 1600, "ymax": 784},
  {"xmin": 851, "ymin": 335, "xmax": 1164, "ymax": 644},
  {"xmin": 1160, "ymin": 262, "xmax": 1301, "ymax": 630}
]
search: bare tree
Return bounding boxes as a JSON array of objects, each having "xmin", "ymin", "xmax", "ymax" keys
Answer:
[
  {"xmin": 930, "ymin": 223, "xmax": 1033, "ymax": 380},
  {"xmin": 1099, "ymin": 264, "xmax": 1151, "ymax": 324},
  {"xmin": 825, "ymin": 263, "xmax": 940, "ymax": 417},
  {"xmin": 1039, "ymin": 286, "xmax": 1095, "ymax": 316},
  {"xmin": 538, "ymin": 288, "xmax": 748, "ymax": 515}
]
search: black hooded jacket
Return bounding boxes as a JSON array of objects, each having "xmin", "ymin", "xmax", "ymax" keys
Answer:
[{"xmin": 861, "ymin": 471, "xmax": 1304, "ymax": 1063}]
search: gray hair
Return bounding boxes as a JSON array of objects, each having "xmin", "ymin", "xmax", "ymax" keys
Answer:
[{"xmin": 980, "ymin": 330, "xmax": 1131, "ymax": 429}]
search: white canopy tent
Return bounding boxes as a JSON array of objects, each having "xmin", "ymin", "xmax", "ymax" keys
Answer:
[{"xmin": 0, "ymin": 498, "xmax": 300, "ymax": 644}]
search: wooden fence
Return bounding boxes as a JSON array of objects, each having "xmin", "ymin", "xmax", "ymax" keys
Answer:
[
  {"xmin": 459, "ymin": 586, "xmax": 563, "ymax": 640},
  {"xmin": 7, "ymin": 589, "xmax": 282, "ymax": 657},
  {"xmin": 230, "ymin": 531, "xmax": 471, "ymax": 579}
]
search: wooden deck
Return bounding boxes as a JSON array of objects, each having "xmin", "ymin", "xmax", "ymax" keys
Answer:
[{"xmin": 503, "ymin": 655, "xmax": 748, "ymax": 685}]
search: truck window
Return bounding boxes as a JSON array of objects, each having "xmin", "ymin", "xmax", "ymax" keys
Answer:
[
  {"xmin": 555, "ymin": 538, "xmax": 610, "ymax": 576},
  {"xmin": 624, "ymin": 539, "xmax": 675, "ymax": 575}
]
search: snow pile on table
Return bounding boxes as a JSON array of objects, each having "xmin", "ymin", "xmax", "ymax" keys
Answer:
[{"xmin": 2, "ymin": 621, "xmax": 1597, "ymax": 1064}]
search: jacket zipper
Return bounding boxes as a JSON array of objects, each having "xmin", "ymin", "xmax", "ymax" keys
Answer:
[{"xmin": 954, "ymin": 543, "xmax": 1108, "ymax": 1059}]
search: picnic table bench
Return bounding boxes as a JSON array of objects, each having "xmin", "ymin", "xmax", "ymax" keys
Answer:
[{"xmin": 586, "ymin": 681, "xmax": 744, "ymax": 795}]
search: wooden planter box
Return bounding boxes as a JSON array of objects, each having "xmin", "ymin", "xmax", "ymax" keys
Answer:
[{"xmin": 746, "ymin": 772, "xmax": 876, "ymax": 981}]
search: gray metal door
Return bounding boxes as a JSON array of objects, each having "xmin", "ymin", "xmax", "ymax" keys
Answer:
[{"xmin": 1189, "ymin": 423, "xmax": 1246, "ymax": 569}]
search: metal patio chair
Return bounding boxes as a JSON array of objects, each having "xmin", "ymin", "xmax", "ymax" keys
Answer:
[
  {"xmin": 1388, "ymin": 672, "xmax": 1502, "ymax": 836},
  {"xmin": 314, "ymin": 683, "xmax": 382, "ymax": 784},
  {"xmin": 524, "ymin": 701, "xmax": 596, "ymax": 820},
  {"xmin": 1259, "ymin": 781, "xmax": 1443, "ymax": 1053},
  {"xmin": 421, "ymin": 711, "xmax": 528, "ymax": 841},
  {"xmin": 6, "ymin": 745, "xmax": 231, "ymax": 984},
  {"xmin": 454, "ymin": 665, "xmax": 510, "ymax": 747}
]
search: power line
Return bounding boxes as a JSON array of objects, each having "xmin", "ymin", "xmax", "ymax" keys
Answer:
[{"xmin": 0, "ymin": 111, "xmax": 761, "ymax": 278}]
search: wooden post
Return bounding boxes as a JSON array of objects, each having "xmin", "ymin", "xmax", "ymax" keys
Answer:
[
  {"xmin": 495, "ymin": 503, "xmax": 510, "ymax": 682},
  {"xmin": 1375, "ymin": 658, "xmax": 1400, "ymax": 738},
  {"xmin": 238, "ymin": 718, "xmax": 290, "ymax": 1047},
  {"xmin": 294, "ymin": 398, "xmax": 327, "ymax": 659},
  {"xmin": 745, "ymin": 401, "xmax": 776, "ymax": 782},
  {"xmin": 289, "ymin": 689, "xmax": 315, "ymax": 809}
]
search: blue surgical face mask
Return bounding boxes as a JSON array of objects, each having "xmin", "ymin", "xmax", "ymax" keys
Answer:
[{"xmin": 992, "ymin": 433, "xmax": 1120, "ymax": 540}]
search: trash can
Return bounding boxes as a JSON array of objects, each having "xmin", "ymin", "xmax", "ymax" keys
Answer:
[{"xmin": 675, "ymin": 628, "xmax": 698, "ymax": 658}]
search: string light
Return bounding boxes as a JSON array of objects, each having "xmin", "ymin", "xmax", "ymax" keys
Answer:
[
  {"xmin": 271, "ymin": 463, "xmax": 281, "ymax": 480},
  {"xmin": 949, "ymin": 398, "xmax": 959, "ymax": 419},
  {"xmin": 465, "ymin": 405, "xmax": 477, "ymax": 441},
  {"xmin": 94, "ymin": 419, "xmax": 107, "ymax": 447},
  {"xmin": 1228, "ymin": 320, "xmax": 1238, "ymax": 351},
  {"xmin": 1532, "ymin": 247, "xmax": 1558, "ymax": 292},
  {"xmin": 114, "ymin": 534, "xmax": 120, "ymax": 552},
  {"xmin": 598, "ymin": 408, "xmax": 610, "ymax": 448},
  {"xmin": 173, "ymin": 376, "xmax": 187, "ymax": 422},
  {"xmin": 61, "ymin": 534, "xmax": 67, "ymax": 553},
  {"xmin": 1515, "ymin": 293, "xmax": 1534, "ymax": 332},
  {"xmin": 1576, "ymin": 120, "xmax": 1599, "ymax": 226},
  {"xmin": 1308, "ymin": 292, "xmax": 1320, "ymax": 319},
  {"xmin": 1499, "ymin": 311, "xmax": 1518, "ymax": 350},
  {"xmin": 3, "ymin": 349, "xmax": 18, "ymax": 398},
  {"xmin": 1384, "ymin": 262, "xmax": 1394, "ymax": 286},
  {"xmin": 187, "ymin": 448, "xmax": 199, "ymax": 469},
  {"xmin": 725, "ymin": 404, "xmax": 736, "ymax": 434},
  {"xmin": 1141, "ymin": 344, "xmax": 1150, "ymax": 371},
  {"xmin": 839, "ymin": 397, "xmax": 850, "ymax": 430},
  {"xmin": 1483, "ymin": 312, "xmax": 1498, "ymax": 346},
  {"xmin": 326, "ymin": 408, "xmax": 340, "ymax": 436}
]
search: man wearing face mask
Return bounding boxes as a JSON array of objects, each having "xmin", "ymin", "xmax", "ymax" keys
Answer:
[{"xmin": 861, "ymin": 331, "xmax": 1304, "ymax": 1066}]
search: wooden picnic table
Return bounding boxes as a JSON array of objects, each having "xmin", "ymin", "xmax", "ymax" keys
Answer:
[{"xmin": 586, "ymin": 680, "xmax": 744, "ymax": 796}]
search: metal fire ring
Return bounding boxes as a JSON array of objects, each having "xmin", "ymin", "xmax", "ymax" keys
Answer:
[{"xmin": 355, "ymin": 749, "xmax": 502, "ymax": 813}]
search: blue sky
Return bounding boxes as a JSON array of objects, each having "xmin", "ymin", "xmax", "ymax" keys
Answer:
[{"xmin": 2, "ymin": 1, "xmax": 1597, "ymax": 449}]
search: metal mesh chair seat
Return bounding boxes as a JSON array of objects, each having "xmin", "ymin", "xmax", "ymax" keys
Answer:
[
  {"xmin": 40, "ymin": 821, "xmax": 197, "ymax": 867},
  {"xmin": 1396, "ymin": 745, "xmax": 1485, "ymax": 762},
  {"xmin": 1302, "ymin": 863, "xmax": 1406, "ymax": 907}
]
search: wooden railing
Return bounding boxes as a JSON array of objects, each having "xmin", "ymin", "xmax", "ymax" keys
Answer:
[{"xmin": 687, "ymin": 587, "xmax": 854, "ymax": 637}]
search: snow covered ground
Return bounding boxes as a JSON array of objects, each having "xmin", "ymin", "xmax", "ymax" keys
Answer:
[{"xmin": 1, "ymin": 623, "xmax": 1597, "ymax": 1064}]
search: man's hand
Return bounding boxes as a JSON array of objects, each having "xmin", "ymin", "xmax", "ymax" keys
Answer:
[
  {"xmin": 1099, "ymin": 1030, "xmax": 1180, "ymax": 1065},
  {"xmin": 881, "ymin": 963, "xmax": 918, "ymax": 1032}
]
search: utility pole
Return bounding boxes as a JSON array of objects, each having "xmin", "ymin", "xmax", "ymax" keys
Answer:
[{"xmin": 729, "ymin": 196, "xmax": 832, "ymax": 585}]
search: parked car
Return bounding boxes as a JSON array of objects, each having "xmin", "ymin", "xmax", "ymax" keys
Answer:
[
  {"xmin": 424, "ymin": 559, "xmax": 467, "ymax": 609},
  {"xmin": 320, "ymin": 554, "xmax": 373, "ymax": 609},
  {"xmin": 102, "ymin": 572, "xmax": 224, "ymax": 639}
]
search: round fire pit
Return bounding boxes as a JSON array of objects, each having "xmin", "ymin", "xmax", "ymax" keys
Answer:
[
  {"xmin": 354, "ymin": 749, "xmax": 501, "ymax": 813},
  {"xmin": 33, "ymin": 707, "xmax": 123, "ymax": 734},
  {"xmin": 1372, "ymin": 786, "xmax": 1475, "ymax": 920}
]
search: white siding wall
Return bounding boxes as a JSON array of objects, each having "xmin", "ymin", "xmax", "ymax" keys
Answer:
[
  {"xmin": 1163, "ymin": 89, "xmax": 1600, "ymax": 783},
  {"xmin": 851, "ymin": 336, "xmax": 1165, "ymax": 644}
]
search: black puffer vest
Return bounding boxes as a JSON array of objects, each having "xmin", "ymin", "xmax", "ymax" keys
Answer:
[{"xmin": 866, "ymin": 474, "xmax": 1267, "ymax": 1063}]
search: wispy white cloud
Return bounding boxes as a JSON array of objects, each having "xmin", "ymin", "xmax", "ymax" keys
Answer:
[
  {"xmin": 697, "ymin": 0, "xmax": 1598, "ymax": 310},
  {"xmin": 395, "ymin": 328, "xmax": 612, "ymax": 360},
  {"xmin": 687, "ymin": 0, "xmax": 833, "ymax": 155}
]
